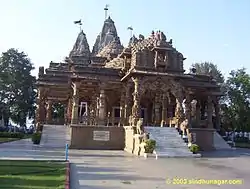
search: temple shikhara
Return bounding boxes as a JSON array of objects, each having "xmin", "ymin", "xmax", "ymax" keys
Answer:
[{"xmin": 36, "ymin": 12, "xmax": 222, "ymax": 153}]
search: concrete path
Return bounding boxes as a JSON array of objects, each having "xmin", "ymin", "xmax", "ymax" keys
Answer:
[
  {"xmin": 69, "ymin": 150, "xmax": 250, "ymax": 189},
  {"xmin": 0, "ymin": 138, "xmax": 65, "ymax": 160}
]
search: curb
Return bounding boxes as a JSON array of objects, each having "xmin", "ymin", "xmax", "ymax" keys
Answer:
[{"xmin": 65, "ymin": 161, "xmax": 70, "ymax": 189}]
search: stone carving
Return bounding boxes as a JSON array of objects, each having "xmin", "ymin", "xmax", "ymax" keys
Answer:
[
  {"xmin": 138, "ymin": 34, "xmax": 145, "ymax": 41},
  {"xmin": 191, "ymin": 100, "xmax": 197, "ymax": 117},
  {"xmin": 136, "ymin": 118, "xmax": 144, "ymax": 135},
  {"xmin": 92, "ymin": 16, "xmax": 120, "ymax": 55},
  {"xmin": 69, "ymin": 30, "xmax": 91, "ymax": 58},
  {"xmin": 38, "ymin": 67, "xmax": 44, "ymax": 76}
]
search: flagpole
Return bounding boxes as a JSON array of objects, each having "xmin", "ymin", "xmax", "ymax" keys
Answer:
[{"xmin": 104, "ymin": 4, "xmax": 109, "ymax": 20}]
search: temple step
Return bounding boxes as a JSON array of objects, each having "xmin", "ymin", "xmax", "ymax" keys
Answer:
[
  {"xmin": 213, "ymin": 131, "xmax": 232, "ymax": 149},
  {"xmin": 144, "ymin": 127, "xmax": 196, "ymax": 158},
  {"xmin": 40, "ymin": 124, "xmax": 70, "ymax": 149}
]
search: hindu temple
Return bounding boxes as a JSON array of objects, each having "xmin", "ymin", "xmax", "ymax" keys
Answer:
[{"xmin": 36, "ymin": 11, "xmax": 223, "ymax": 155}]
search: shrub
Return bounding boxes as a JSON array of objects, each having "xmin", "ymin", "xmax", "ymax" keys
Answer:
[
  {"xmin": 189, "ymin": 144, "xmax": 199, "ymax": 154},
  {"xmin": 32, "ymin": 132, "xmax": 42, "ymax": 145},
  {"xmin": 144, "ymin": 139, "xmax": 156, "ymax": 153},
  {"xmin": 0, "ymin": 132, "xmax": 25, "ymax": 139}
]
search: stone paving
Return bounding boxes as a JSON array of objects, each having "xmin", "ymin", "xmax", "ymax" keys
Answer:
[
  {"xmin": 69, "ymin": 149, "xmax": 250, "ymax": 189},
  {"xmin": 1, "ymin": 138, "xmax": 250, "ymax": 189}
]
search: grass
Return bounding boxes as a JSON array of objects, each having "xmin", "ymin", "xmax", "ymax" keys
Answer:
[
  {"xmin": 235, "ymin": 142, "xmax": 250, "ymax": 148},
  {"xmin": 0, "ymin": 134, "xmax": 32, "ymax": 144},
  {"xmin": 0, "ymin": 160, "xmax": 66, "ymax": 189},
  {"xmin": 0, "ymin": 138, "xmax": 19, "ymax": 143}
]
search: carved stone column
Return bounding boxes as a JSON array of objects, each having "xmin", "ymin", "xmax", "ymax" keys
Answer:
[
  {"xmin": 119, "ymin": 87, "xmax": 126, "ymax": 127},
  {"xmin": 214, "ymin": 98, "xmax": 220, "ymax": 131},
  {"xmin": 124, "ymin": 83, "xmax": 132, "ymax": 125},
  {"xmin": 98, "ymin": 89, "xmax": 106, "ymax": 125},
  {"xmin": 185, "ymin": 95, "xmax": 192, "ymax": 127},
  {"xmin": 66, "ymin": 98, "xmax": 73, "ymax": 125},
  {"xmin": 175, "ymin": 97, "xmax": 185, "ymax": 128},
  {"xmin": 154, "ymin": 93, "xmax": 161, "ymax": 126},
  {"xmin": 71, "ymin": 82, "xmax": 80, "ymax": 124},
  {"xmin": 90, "ymin": 95, "xmax": 97, "ymax": 126},
  {"xmin": 36, "ymin": 88, "xmax": 46, "ymax": 124},
  {"xmin": 46, "ymin": 100, "xmax": 52, "ymax": 124},
  {"xmin": 161, "ymin": 94, "xmax": 167, "ymax": 127},
  {"xmin": 131, "ymin": 77, "xmax": 141, "ymax": 126},
  {"xmin": 196, "ymin": 100, "xmax": 201, "ymax": 127},
  {"xmin": 207, "ymin": 96, "xmax": 213, "ymax": 128}
]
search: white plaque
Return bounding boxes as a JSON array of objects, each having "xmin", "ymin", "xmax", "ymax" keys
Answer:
[{"xmin": 93, "ymin": 131, "xmax": 110, "ymax": 141}]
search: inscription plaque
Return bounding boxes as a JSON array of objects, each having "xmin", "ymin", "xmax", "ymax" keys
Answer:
[{"xmin": 93, "ymin": 131, "xmax": 110, "ymax": 141}]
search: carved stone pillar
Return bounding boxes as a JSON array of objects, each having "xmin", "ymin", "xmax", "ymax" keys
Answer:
[
  {"xmin": 185, "ymin": 95, "xmax": 192, "ymax": 127},
  {"xmin": 71, "ymin": 82, "xmax": 80, "ymax": 124},
  {"xmin": 175, "ymin": 97, "xmax": 185, "ymax": 128},
  {"xmin": 214, "ymin": 98, "xmax": 220, "ymax": 131},
  {"xmin": 66, "ymin": 98, "xmax": 72, "ymax": 125},
  {"xmin": 161, "ymin": 94, "xmax": 167, "ymax": 127},
  {"xmin": 196, "ymin": 100, "xmax": 201, "ymax": 127},
  {"xmin": 124, "ymin": 83, "xmax": 132, "ymax": 125},
  {"xmin": 46, "ymin": 100, "xmax": 52, "ymax": 124},
  {"xmin": 36, "ymin": 88, "xmax": 46, "ymax": 124},
  {"xmin": 119, "ymin": 88, "xmax": 126, "ymax": 127},
  {"xmin": 207, "ymin": 96, "xmax": 213, "ymax": 128},
  {"xmin": 131, "ymin": 77, "xmax": 141, "ymax": 126},
  {"xmin": 154, "ymin": 93, "xmax": 161, "ymax": 125},
  {"xmin": 98, "ymin": 89, "xmax": 106, "ymax": 125},
  {"xmin": 90, "ymin": 95, "xmax": 97, "ymax": 126}
]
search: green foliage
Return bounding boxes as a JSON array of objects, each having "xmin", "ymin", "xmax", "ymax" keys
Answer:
[
  {"xmin": 0, "ymin": 132, "xmax": 25, "ymax": 139},
  {"xmin": 222, "ymin": 68, "xmax": 250, "ymax": 131},
  {"xmin": 32, "ymin": 132, "xmax": 42, "ymax": 145},
  {"xmin": 144, "ymin": 139, "xmax": 156, "ymax": 153},
  {"xmin": 52, "ymin": 103, "xmax": 65, "ymax": 119},
  {"xmin": 190, "ymin": 62, "xmax": 225, "ymax": 84},
  {"xmin": 189, "ymin": 144, "xmax": 199, "ymax": 153},
  {"xmin": 0, "ymin": 48, "xmax": 36, "ymax": 126}
]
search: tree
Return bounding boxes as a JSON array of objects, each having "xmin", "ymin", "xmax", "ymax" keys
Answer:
[
  {"xmin": 0, "ymin": 48, "xmax": 36, "ymax": 126},
  {"xmin": 222, "ymin": 68, "xmax": 250, "ymax": 131},
  {"xmin": 189, "ymin": 62, "xmax": 224, "ymax": 84}
]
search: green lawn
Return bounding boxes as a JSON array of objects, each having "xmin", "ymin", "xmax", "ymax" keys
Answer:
[
  {"xmin": 235, "ymin": 142, "xmax": 250, "ymax": 148},
  {"xmin": 0, "ymin": 160, "xmax": 66, "ymax": 189},
  {"xmin": 0, "ymin": 138, "xmax": 19, "ymax": 143}
]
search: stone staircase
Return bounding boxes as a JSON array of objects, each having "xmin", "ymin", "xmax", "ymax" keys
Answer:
[
  {"xmin": 40, "ymin": 124, "xmax": 70, "ymax": 149},
  {"xmin": 144, "ymin": 127, "xmax": 199, "ymax": 157},
  {"xmin": 213, "ymin": 131, "xmax": 232, "ymax": 150}
]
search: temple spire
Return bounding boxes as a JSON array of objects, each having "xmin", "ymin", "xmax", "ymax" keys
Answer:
[{"xmin": 104, "ymin": 4, "xmax": 109, "ymax": 20}]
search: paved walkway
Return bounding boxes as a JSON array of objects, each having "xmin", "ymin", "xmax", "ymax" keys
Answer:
[
  {"xmin": 69, "ymin": 150, "xmax": 250, "ymax": 189},
  {"xmin": 1, "ymin": 139, "xmax": 250, "ymax": 189},
  {"xmin": 0, "ymin": 138, "xmax": 65, "ymax": 160}
]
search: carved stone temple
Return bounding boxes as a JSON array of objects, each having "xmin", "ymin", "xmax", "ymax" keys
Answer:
[{"xmin": 36, "ymin": 15, "xmax": 222, "ymax": 152}]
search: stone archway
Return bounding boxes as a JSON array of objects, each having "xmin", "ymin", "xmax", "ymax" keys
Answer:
[{"xmin": 138, "ymin": 77, "xmax": 186, "ymax": 126}]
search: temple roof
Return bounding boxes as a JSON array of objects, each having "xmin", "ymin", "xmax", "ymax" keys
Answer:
[
  {"xmin": 96, "ymin": 37, "xmax": 124, "ymax": 59},
  {"xmin": 69, "ymin": 30, "xmax": 91, "ymax": 58},
  {"xmin": 92, "ymin": 16, "xmax": 121, "ymax": 55}
]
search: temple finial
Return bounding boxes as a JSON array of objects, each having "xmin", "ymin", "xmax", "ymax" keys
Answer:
[
  {"xmin": 74, "ymin": 19, "xmax": 82, "ymax": 32},
  {"xmin": 127, "ymin": 26, "xmax": 133, "ymax": 38},
  {"xmin": 104, "ymin": 4, "xmax": 109, "ymax": 20}
]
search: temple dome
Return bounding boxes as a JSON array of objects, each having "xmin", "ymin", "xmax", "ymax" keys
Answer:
[
  {"xmin": 92, "ymin": 16, "xmax": 121, "ymax": 55},
  {"xmin": 96, "ymin": 37, "xmax": 124, "ymax": 60},
  {"xmin": 69, "ymin": 30, "xmax": 90, "ymax": 58}
]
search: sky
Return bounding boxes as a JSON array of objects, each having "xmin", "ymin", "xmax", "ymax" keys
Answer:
[{"xmin": 0, "ymin": 0, "xmax": 250, "ymax": 78}]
